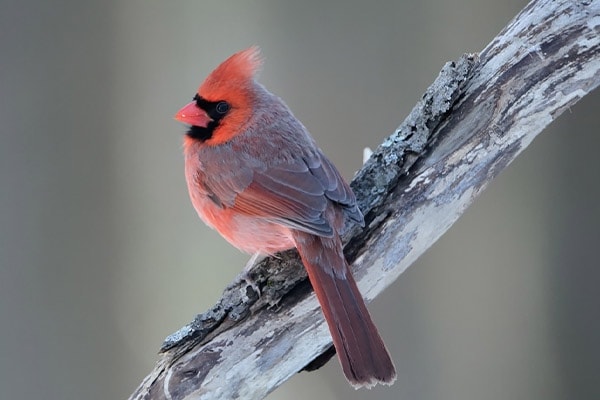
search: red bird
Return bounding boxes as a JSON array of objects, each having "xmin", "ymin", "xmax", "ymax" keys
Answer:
[{"xmin": 175, "ymin": 46, "xmax": 396, "ymax": 388}]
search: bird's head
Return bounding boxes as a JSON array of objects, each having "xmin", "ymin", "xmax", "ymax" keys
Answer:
[{"xmin": 175, "ymin": 46, "xmax": 263, "ymax": 145}]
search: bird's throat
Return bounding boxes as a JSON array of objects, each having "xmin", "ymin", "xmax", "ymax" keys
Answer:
[{"xmin": 186, "ymin": 124, "xmax": 216, "ymax": 142}]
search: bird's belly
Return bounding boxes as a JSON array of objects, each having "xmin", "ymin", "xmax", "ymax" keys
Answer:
[{"xmin": 193, "ymin": 197, "xmax": 295, "ymax": 255}]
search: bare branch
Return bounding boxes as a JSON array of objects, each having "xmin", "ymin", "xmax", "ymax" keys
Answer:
[{"xmin": 130, "ymin": 1, "xmax": 600, "ymax": 399}]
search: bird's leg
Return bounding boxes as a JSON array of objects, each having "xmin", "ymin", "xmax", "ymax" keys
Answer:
[{"xmin": 243, "ymin": 252, "xmax": 266, "ymax": 273}]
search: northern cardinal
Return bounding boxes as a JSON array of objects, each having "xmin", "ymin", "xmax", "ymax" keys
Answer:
[{"xmin": 175, "ymin": 46, "xmax": 396, "ymax": 388}]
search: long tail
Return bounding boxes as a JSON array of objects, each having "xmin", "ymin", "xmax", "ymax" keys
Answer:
[{"xmin": 293, "ymin": 230, "xmax": 397, "ymax": 388}]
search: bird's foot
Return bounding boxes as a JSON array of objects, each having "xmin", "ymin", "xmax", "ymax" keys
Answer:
[{"xmin": 228, "ymin": 252, "xmax": 265, "ymax": 299}]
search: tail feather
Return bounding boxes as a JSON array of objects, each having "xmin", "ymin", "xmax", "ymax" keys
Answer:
[{"xmin": 293, "ymin": 231, "xmax": 396, "ymax": 388}]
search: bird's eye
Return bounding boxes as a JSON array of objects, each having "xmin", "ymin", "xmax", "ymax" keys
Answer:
[{"xmin": 215, "ymin": 101, "xmax": 230, "ymax": 114}]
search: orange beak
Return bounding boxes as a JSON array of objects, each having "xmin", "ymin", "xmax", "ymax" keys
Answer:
[{"xmin": 175, "ymin": 101, "xmax": 211, "ymax": 127}]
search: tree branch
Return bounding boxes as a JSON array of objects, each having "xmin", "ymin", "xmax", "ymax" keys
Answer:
[{"xmin": 130, "ymin": 0, "xmax": 600, "ymax": 399}]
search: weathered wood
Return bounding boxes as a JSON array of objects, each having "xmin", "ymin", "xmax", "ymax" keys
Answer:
[{"xmin": 130, "ymin": 1, "xmax": 600, "ymax": 399}]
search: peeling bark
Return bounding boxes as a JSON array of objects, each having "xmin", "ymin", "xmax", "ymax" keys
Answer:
[{"xmin": 130, "ymin": 1, "xmax": 600, "ymax": 399}]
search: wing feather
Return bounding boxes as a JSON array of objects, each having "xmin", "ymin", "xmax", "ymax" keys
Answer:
[{"xmin": 198, "ymin": 140, "xmax": 363, "ymax": 236}]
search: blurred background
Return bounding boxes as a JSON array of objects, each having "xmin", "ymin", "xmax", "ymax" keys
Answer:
[{"xmin": 1, "ymin": 1, "xmax": 598, "ymax": 399}]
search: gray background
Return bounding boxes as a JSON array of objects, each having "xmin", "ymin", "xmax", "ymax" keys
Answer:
[{"xmin": 1, "ymin": 1, "xmax": 598, "ymax": 399}]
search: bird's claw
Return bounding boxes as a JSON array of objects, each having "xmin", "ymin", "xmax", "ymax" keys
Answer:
[{"xmin": 237, "ymin": 269, "xmax": 261, "ymax": 299}]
